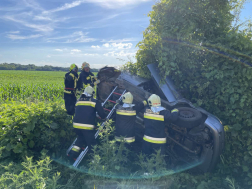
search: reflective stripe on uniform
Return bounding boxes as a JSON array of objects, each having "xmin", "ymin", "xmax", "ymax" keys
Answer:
[
  {"xmin": 171, "ymin": 109, "xmax": 179, "ymax": 113},
  {"xmin": 144, "ymin": 113, "xmax": 164, "ymax": 121},
  {"xmin": 116, "ymin": 109, "xmax": 136, "ymax": 116},
  {"xmin": 73, "ymin": 122, "xmax": 94, "ymax": 130},
  {"xmin": 64, "ymin": 90, "xmax": 72, "ymax": 94},
  {"xmin": 69, "ymin": 73, "xmax": 75, "ymax": 79},
  {"xmin": 71, "ymin": 145, "xmax": 80, "ymax": 152},
  {"xmin": 74, "ymin": 78, "xmax": 77, "ymax": 89},
  {"xmin": 143, "ymin": 135, "xmax": 166, "ymax": 144},
  {"xmin": 115, "ymin": 136, "xmax": 135, "ymax": 143},
  {"xmin": 76, "ymin": 101, "xmax": 96, "ymax": 107}
]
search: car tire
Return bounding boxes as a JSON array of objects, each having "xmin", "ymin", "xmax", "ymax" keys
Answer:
[{"xmin": 173, "ymin": 107, "xmax": 202, "ymax": 128}]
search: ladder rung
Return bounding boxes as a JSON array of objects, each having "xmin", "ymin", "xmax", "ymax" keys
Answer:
[
  {"xmin": 103, "ymin": 108, "xmax": 111, "ymax": 112},
  {"xmin": 108, "ymin": 100, "xmax": 116, "ymax": 103},
  {"xmin": 113, "ymin": 92, "xmax": 122, "ymax": 96}
]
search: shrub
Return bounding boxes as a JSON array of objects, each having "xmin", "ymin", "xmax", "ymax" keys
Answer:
[
  {"xmin": 0, "ymin": 156, "xmax": 61, "ymax": 189},
  {"xmin": 0, "ymin": 101, "xmax": 75, "ymax": 160}
]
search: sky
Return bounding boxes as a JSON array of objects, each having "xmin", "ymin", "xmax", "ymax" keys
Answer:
[{"xmin": 0, "ymin": 0, "xmax": 251, "ymax": 69}]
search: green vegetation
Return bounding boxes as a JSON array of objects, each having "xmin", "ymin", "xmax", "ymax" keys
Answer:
[
  {"xmin": 1, "ymin": 0, "xmax": 252, "ymax": 188},
  {"xmin": 0, "ymin": 70, "xmax": 64, "ymax": 102},
  {"xmin": 126, "ymin": 0, "xmax": 252, "ymax": 188},
  {"xmin": 0, "ymin": 63, "xmax": 99, "ymax": 72}
]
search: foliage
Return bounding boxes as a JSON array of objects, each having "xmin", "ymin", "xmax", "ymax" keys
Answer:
[
  {"xmin": 88, "ymin": 120, "xmax": 132, "ymax": 177},
  {"xmin": 136, "ymin": 150, "xmax": 168, "ymax": 177},
  {"xmin": 134, "ymin": 0, "xmax": 252, "ymax": 188},
  {"xmin": 0, "ymin": 101, "xmax": 75, "ymax": 160},
  {"xmin": 0, "ymin": 63, "xmax": 99, "ymax": 72},
  {"xmin": 0, "ymin": 156, "xmax": 61, "ymax": 189}
]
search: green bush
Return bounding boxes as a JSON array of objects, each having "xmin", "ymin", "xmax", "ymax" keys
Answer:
[
  {"xmin": 134, "ymin": 0, "xmax": 252, "ymax": 188},
  {"xmin": 0, "ymin": 101, "xmax": 75, "ymax": 160},
  {"xmin": 0, "ymin": 156, "xmax": 61, "ymax": 189}
]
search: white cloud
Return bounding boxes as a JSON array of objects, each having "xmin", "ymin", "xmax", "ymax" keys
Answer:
[
  {"xmin": 43, "ymin": 0, "xmax": 83, "ymax": 14},
  {"xmin": 101, "ymin": 38, "xmax": 138, "ymax": 43},
  {"xmin": 89, "ymin": 0, "xmax": 151, "ymax": 9},
  {"xmin": 71, "ymin": 49, "xmax": 81, "ymax": 53},
  {"xmin": 103, "ymin": 43, "xmax": 110, "ymax": 48},
  {"xmin": 111, "ymin": 43, "xmax": 132, "ymax": 49},
  {"xmin": 103, "ymin": 50, "xmax": 135, "ymax": 57},
  {"xmin": 54, "ymin": 49, "xmax": 64, "ymax": 52},
  {"xmin": 23, "ymin": 0, "xmax": 44, "ymax": 11},
  {"xmin": 102, "ymin": 43, "xmax": 133, "ymax": 49},
  {"xmin": 43, "ymin": 0, "xmax": 151, "ymax": 14},
  {"xmin": 4, "ymin": 16, "xmax": 53, "ymax": 32},
  {"xmin": 91, "ymin": 45, "xmax": 100, "ymax": 48},
  {"xmin": 33, "ymin": 16, "xmax": 52, "ymax": 21},
  {"xmin": 7, "ymin": 34, "xmax": 42, "ymax": 40},
  {"xmin": 47, "ymin": 55, "xmax": 51, "ymax": 58},
  {"xmin": 47, "ymin": 31, "xmax": 96, "ymax": 43},
  {"xmin": 83, "ymin": 53, "xmax": 99, "ymax": 56}
]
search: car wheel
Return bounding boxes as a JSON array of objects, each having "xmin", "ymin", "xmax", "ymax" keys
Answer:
[{"xmin": 173, "ymin": 107, "xmax": 202, "ymax": 128}]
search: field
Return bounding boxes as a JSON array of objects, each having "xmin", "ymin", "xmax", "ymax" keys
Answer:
[
  {"xmin": 0, "ymin": 70, "xmax": 64, "ymax": 103},
  {"xmin": 0, "ymin": 70, "xmax": 97, "ymax": 103}
]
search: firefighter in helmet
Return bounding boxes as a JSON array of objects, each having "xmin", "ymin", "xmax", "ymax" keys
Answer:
[
  {"xmin": 77, "ymin": 62, "xmax": 100, "ymax": 91},
  {"xmin": 68, "ymin": 86, "xmax": 106, "ymax": 160},
  {"xmin": 142, "ymin": 94, "xmax": 179, "ymax": 156},
  {"xmin": 64, "ymin": 64, "xmax": 79, "ymax": 115},
  {"xmin": 115, "ymin": 92, "xmax": 147, "ymax": 150}
]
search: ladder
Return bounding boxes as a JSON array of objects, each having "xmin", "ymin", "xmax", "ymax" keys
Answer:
[{"xmin": 66, "ymin": 86, "xmax": 126, "ymax": 167}]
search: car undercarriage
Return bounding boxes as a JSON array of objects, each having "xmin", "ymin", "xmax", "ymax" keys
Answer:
[{"xmin": 96, "ymin": 63, "xmax": 225, "ymax": 173}]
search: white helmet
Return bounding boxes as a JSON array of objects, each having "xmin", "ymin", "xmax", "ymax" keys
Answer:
[
  {"xmin": 83, "ymin": 86, "xmax": 94, "ymax": 96},
  {"xmin": 148, "ymin": 94, "xmax": 161, "ymax": 107},
  {"xmin": 122, "ymin": 92, "xmax": 133, "ymax": 104}
]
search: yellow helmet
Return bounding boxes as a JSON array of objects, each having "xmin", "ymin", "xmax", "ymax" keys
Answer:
[
  {"xmin": 148, "ymin": 94, "xmax": 161, "ymax": 107},
  {"xmin": 69, "ymin": 64, "xmax": 78, "ymax": 71},
  {"xmin": 82, "ymin": 62, "xmax": 90, "ymax": 70},
  {"xmin": 122, "ymin": 92, "xmax": 133, "ymax": 104},
  {"xmin": 83, "ymin": 86, "xmax": 94, "ymax": 96}
]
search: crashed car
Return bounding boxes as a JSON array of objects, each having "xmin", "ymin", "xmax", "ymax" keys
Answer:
[{"xmin": 96, "ymin": 63, "xmax": 225, "ymax": 173}]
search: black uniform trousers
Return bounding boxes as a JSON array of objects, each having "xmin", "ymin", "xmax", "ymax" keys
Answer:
[
  {"xmin": 75, "ymin": 128, "xmax": 97, "ymax": 151},
  {"xmin": 64, "ymin": 93, "xmax": 76, "ymax": 115},
  {"xmin": 68, "ymin": 128, "xmax": 97, "ymax": 158},
  {"xmin": 142, "ymin": 140, "xmax": 165, "ymax": 156}
]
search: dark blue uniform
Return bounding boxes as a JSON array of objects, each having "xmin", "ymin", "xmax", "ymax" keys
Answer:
[
  {"xmin": 69, "ymin": 95, "xmax": 106, "ymax": 158},
  {"xmin": 142, "ymin": 108, "xmax": 178, "ymax": 156},
  {"xmin": 64, "ymin": 71, "xmax": 78, "ymax": 115}
]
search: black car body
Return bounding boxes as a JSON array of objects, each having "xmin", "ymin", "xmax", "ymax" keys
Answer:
[{"xmin": 97, "ymin": 63, "xmax": 225, "ymax": 173}]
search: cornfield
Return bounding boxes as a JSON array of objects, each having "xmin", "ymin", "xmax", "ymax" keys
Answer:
[{"xmin": 0, "ymin": 70, "xmax": 64, "ymax": 102}]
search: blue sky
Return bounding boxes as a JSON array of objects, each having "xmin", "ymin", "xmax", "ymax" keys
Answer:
[{"xmin": 0, "ymin": 0, "xmax": 251, "ymax": 68}]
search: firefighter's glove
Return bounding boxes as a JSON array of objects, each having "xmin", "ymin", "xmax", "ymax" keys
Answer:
[
  {"xmin": 96, "ymin": 112, "xmax": 101, "ymax": 119},
  {"xmin": 116, "ymin": 99, "xmax": 123, "ymax": 105},
  {"xmin": 94, "ymin": 79, "xmax": 100, "ymax": 86}
]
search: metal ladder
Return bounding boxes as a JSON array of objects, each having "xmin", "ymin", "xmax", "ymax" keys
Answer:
[{"xmin": 66, "ymin": 86, "xmax": 126, "ymax": 167}]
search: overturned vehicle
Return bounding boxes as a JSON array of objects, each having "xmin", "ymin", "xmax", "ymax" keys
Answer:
[{"xmin": 96, "ymin": 64, "xmax": 225, "ymax": 173}]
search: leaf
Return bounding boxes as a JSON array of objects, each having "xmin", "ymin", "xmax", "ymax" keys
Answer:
[
  {"xmin": 50, "ymin": 122, "xmax": 58, "ymax": 130},
  {"xmin": 29, "ymin": 140, "xmax": 35, "ymax": 148}
]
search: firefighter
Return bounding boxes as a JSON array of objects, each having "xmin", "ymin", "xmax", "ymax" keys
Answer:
[
  {"xmin": 68, "ymin": 86, "xmax": 106, "ymax": 160},
  {"xmin": 115, "ymin": 92, "xmax": 147, "ymax": 150},
  {"xmin": 64, "ymin": 64, "xmax": 79, "ymax": 115},
  {"xmin": 77, "ymin": 62, "xmax": 100, "ymax": 91},
  {"xmin": 142, "ymin": 94, "xmax": 179, "ymax": 156}
]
